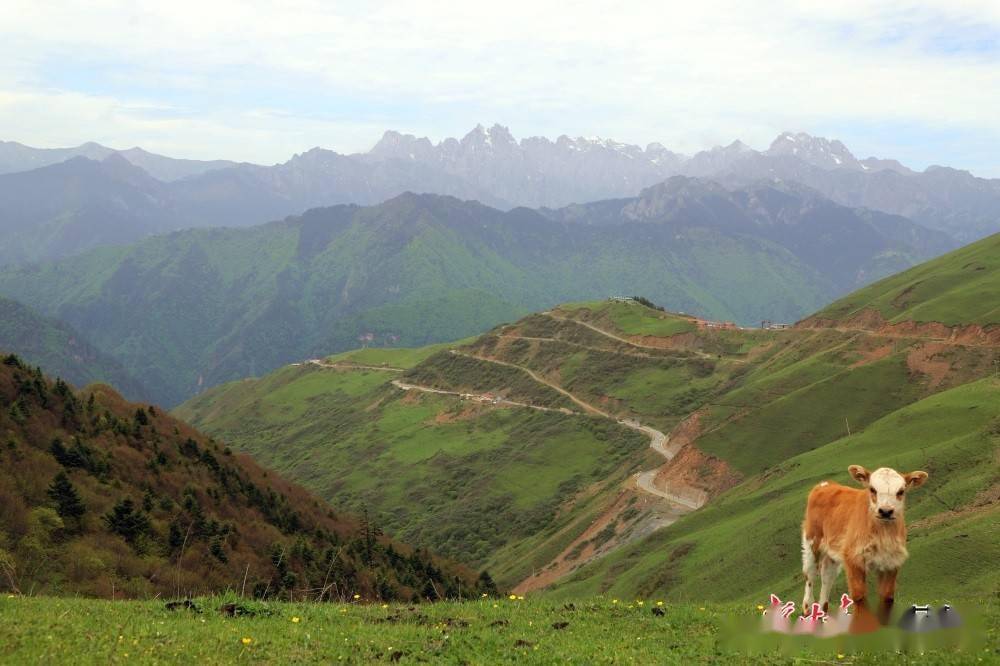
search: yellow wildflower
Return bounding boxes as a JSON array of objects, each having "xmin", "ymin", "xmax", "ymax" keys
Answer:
[
  {"xmin": 381, "ymin": 604, "xmax": 389, "ymax": 609},
  {"xmin": 612, "ymin": 599, "xmax": 619, "ymax": 604},
  {"xmin": 353, "ymin": 594, "xmax": 361, "ymax": 600},
  {"xmin": 837, "ymin": 655, "xmax": 845, "ymax": 660},
  {"xmin": 656, "ymin": 601, "xmax": 664, "ymax": 607},
  {"xmin": 517, "ymin": 596, "xmax": 524, "ymax": 601},
  {"xmin": 291, "ymin": 616, "xmax": 300, "ymax": 623},
  {"xmin": 637, "ymin": 601, "xmax": 645, "ymax": 606},
  {"xmin": 241, "ymin": 637, "xmax": 253, "ymax": 645},
  {"xmin": 509, "ymin": 594, "xmax": 517, "ymax": 600},
  {"xmin": 756, "ymin": 605, "xmax": 765, "ymax": 611}
]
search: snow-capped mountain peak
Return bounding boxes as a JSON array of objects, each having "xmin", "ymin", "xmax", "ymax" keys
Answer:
[{"xmin": 767, "ymin": 132, "xmax": 861, "ymax": 170}]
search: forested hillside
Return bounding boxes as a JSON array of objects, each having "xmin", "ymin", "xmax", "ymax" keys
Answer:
[{"xmin": 0, "ymin": 354, "xmax": 486, "ymax": 601}]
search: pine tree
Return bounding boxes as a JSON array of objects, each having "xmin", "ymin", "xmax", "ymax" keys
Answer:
[
  {"xmin": 476, "ymin": 570, "xmax": 498, "ymax": 597},
  {"xmin": 103, "ymin": 498, "xmax": 150, "ymax": 550},
  {"xmin": 209, "ymin": 536, "xmax": 228, "ymax": 563},
  {"xmin": 47, "ymin": 471, "xmax": 86, "ymax": 530}
]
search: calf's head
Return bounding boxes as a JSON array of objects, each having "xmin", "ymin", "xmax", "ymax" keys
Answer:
[{"xmin": 848, "ymin": 465, "xmax": 928, "ymax": 522}]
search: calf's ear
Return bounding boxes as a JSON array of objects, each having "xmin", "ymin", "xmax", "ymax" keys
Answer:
[
  {"xmin": 848, "ymin": 465, "xmax": 870, "ymax": 485},
  {"xmin": 904, "ymin": 471, "xmax": 928, "ymax": 488}
]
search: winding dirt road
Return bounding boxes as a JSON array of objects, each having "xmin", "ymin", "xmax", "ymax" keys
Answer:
[
  {"xmin": 390, "ymin": 379, "xmax": 575, "ymax": 415},
  {"xmin": 445, "ymin": 350, "xmax": 702, "ymax": 511},
  {"xmin": 542, "ymin": 312, "xmax": 745, "ymax": 363}
]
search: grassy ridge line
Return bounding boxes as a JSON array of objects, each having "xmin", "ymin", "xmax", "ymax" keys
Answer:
[
  {"xmin": 321, "ymin": 339, "xmax": 478, "ymax": 370},
  {"xmin": 810, "ymin": 232, "xmax": 1000, "ymax": 326},
  {"xmin": 1, "ymin": 596, "xmax": 993, "ymax": 664}
]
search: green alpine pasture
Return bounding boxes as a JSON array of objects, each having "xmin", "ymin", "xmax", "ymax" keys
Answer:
[
  {"xmin": 813, "ymin": 231, "xmax": 1000, "ymax": 326},
  {"xmin": 1, "ymin": 595, "xmax": 994, "ymax": 665},
  {"xmin": 559, "ymin": 300, "xmax": 698, "ymax": 337},
  {"xmin": 179, "ymin": 291, "xmax": 1000, "ymax": 602},
  {"xmin": 176, "ymin": 360, "xmax": 648, "ymax": 587},
  {"xmin": 550, "ymin": 377, "xmax": 1000, "ymax": 603}
]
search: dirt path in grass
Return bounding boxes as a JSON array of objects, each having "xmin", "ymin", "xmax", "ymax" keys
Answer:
[
  {"xmin": 449, "ymin": 350, "xmax": 608, "ymax": 417},
  {"xmin": 305, "ymin": 359, "xmax": 406, "ymax": 372},
  {"xmin": 390, "ymin": 379, "xmax": 576, "ymax": 415},
  {"xmin": 498, "ymin": 334, "xmax": 661, "ymax": 359},
  {"xmin": 338, "ymin": 345, "xmax": 705, "ymax": 591},
  {"xmin": 449, "ymin": 350, "xmax": 701, "ymax": 509},
  {"xmin": 542, "ymin": 313, "xmax": 744, "ymax": 362}
]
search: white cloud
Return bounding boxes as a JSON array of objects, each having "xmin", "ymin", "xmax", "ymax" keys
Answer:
[{"xmin": 1, "ymin": 0, "xmax": 998, "ymax": 173}]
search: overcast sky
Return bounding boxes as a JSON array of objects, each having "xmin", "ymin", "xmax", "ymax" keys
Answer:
[{"xmin": 3, "ymin": 1, "xmax": 998, "ymax": 175}]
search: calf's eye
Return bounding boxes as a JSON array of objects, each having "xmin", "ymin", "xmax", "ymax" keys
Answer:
[
  {"xmin": 869, "ymin": 488, "xmax": 876, "ymax": 496},
  {"xmin": 896, "ymin": 490, "xmax": 904, "ymax": 499}
]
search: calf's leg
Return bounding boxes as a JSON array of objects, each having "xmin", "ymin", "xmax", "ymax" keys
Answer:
[
  {"xmin": 818, "ymin": 556, "xmax": 841, "ymax": 612},
  {"xmin": 876, "ymin": 569, "xmax": 897, "ymax": 624},
  {"xmin": 844, "ymin": 559, "xmax": 868, "ymax": 608},
  {"xmin": 801, "ymin": 533, "xmax": 819, "ymax": 609}
]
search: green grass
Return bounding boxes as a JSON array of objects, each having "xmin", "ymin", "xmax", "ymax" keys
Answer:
[
  {"xmin": 813, "ymin": 232, "xmax": 1000, "ymax": 326},
  {"xmin": 556, "ymin": 300, "xmax": 698, "ymax": 337},
  {"xmin": 605, "ymin": 303, "xmax": 698, "ymax": 337},
  {"xmin": 550, "ymin": 378, "xmax": 1000, "ymax": 604},
  {"xmin": 176, "ymin": 361, "xmax": 647, "ymax": 585},
  {"xmin": 323, "ymin": 338, "xmax": 476, "ymax": 369},
  {"xmin": 1, "ymin": 595, "xmax": 993, "ymax": 664},
  {"xmin": 179, "ymin": 294, "xmax": 998, "ymax": 598}
]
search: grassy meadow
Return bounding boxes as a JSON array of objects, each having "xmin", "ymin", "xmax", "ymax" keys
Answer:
[
  {"xmin": 1, "ymin": 595, "xmax": 994, "ymax": 664},
  {"xmin": 549, "ymin": 377, "xmax": 1000, "ymax": 603},
  {"xmin": 176, "ymin": 358, "xmax": 648, "ymax": 586}
]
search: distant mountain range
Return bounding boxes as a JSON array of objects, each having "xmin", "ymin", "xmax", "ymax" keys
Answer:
[
  {"xmin": 0, "ymin": 139, "xmax": 238, "ymax": 181},
  {"xmin": 0, "ymin": 126, "xmax": 996, "ymax": 266},
  {"xmin": 0, "ymin": 181, "xmax": 952, "ymax": 406}
]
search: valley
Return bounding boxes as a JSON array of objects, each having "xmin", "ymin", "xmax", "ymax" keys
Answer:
[
  {"xmin": 177, "ymin": 235, "xmax": 999, "ymax": 604},
  {"xmin": 0, "ymin": 181, "xmax": 953, "ymax": 408}
]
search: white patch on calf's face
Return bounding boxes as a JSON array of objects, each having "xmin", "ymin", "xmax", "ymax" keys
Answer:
[{"xmin": 867, "ymin": 467, "xmax": 908, "ymax": 520}]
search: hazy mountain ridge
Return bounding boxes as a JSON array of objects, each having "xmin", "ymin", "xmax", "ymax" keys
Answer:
[
  {"xmin": 0, "ymin": 139, "xmax": 238, "ymax": 181},
  {"xmin": 0, "ymin": 295, "xmax": 149, "ymax": 400},
  {"xmin": 363, "ymin": 125, "xmax": 1000, "ymax": 240},
  {"xmin": 0, "ymin": 183, "xmax": 951, "ymax": 406},
  {"xmin": 0, "ymin": 126, "xmax": 995, "ymax": 266}
]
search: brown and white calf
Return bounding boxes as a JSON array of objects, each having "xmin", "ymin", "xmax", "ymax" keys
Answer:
[{"xmin": 801, "ymin": 465, "xmax": 928, "ymax": 617}]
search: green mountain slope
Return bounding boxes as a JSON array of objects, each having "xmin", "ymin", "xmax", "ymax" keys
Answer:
[
  {"xmin": 0, "ymin": 184, "xmax": 951, "ymax": 406},
  {"xmin": 550, "ymin": 377, "xmax": 999, "ymax": 602},
  {"xmin": 0, "ymin": 296, "xmax": 148, "ymax": 400},
  {"xmin": 177, "ymin": 274, "xmax": 998, "ymax": 599},
  {"xmin": 175, "ymin": 350, "xmax": 649, "ymax": 584},
  {"xmin": 808, "ymin": 231, "xmax": 1000, "ymax": 326},
  {"xmin": 0, "ymin": 352, "xmax": 482, "ymax": 600}
]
